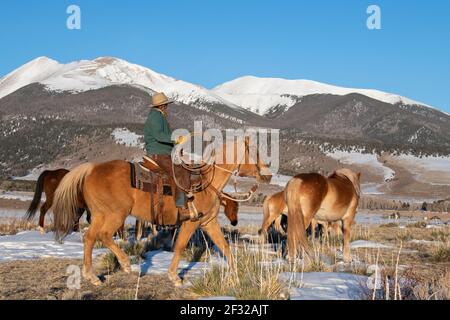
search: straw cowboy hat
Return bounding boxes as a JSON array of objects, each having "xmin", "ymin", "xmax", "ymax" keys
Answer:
[{"xmin": 151, "ymin": 92, "xmax": 174, "ymax": 107}]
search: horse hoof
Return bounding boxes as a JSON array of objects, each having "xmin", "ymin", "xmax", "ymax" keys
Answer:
[
  {"xmin": 38, "ymin": 227, "xmax": 45, "ymax": 235},
  {"xmin": 122, "ymin": 265, "xmax": 132, "ymax": 274},
  {"xmin": 83, "ymin": 270, "xmax": 102, "ymax": 286},
  {"xmin": 172, "ymin": 278, "xmax": 183, "ymax": 287},
  {"xmin": 168, "ymin": 273, "xmax": 182, "ymax": 287},
  {"xmin": 91, "ymin": 277, "xmax": 102, "ymax": 286},
  {"xmin": 84, "ymin": 274, "xmax": 102, "ymax": 286}
]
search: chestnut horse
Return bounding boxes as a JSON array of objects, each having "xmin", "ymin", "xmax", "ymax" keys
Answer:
[
  {"xmin": 52, "ymin": 138, "xmax": 271, "ymax": 286},
  {"xmin": 26, "ymin": 169, "xmax": 238, "ymax": 240},
  {"xmin": 259, "ymin": 191, "xmax": 340, "ymax": 240},
  {"xmin": 259, "ymin": 191, "xmax": 287, "ymax": 237},
  {"xmin": 284, "ymin": 168, "xmax": 361, "ymax": 262},
  {"xmin": 24, "ymin": 169, "xmax": 126, "ymax": 238},
  {"xmin": 25, "ymin": 169, "xmax": 89, "ymax": 234}
]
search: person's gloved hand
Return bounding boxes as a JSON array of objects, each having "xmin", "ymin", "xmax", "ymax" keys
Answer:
[{"xmin": 176, "ymin": 135, "xmax": 188, "ymax": 145}]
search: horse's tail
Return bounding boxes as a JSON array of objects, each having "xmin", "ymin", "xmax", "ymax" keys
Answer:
[
  {"xmin": 25, "ymin": 171, "xmax": 48, "ymax": 221},
  {"xmin": 53, "ymin": 163, "xmax": 94, "ymax": 241},
  {"xmin": 285, "ymin": 178, "xmax": 311, "ymax": 260}
]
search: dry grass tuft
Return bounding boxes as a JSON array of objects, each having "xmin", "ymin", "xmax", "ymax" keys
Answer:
[
  {"xmin": 430, "ymin": 245, "xmax": 450, "ymax": 263},
  {"xmin": 191, "ymin": 242, "xmax": 288, "ymax": 300},
  {"xmin": 0, "ymin": 218, "xmax": 42, "ymax": 235},
  {"xmin": 100, "ymin": 241, "xmax": 147, "ymax": 273}
]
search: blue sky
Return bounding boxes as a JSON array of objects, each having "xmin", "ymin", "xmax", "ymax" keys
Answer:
[{"xmin": 0, "ymin": 0, "xmax": 449, "ymax": 112}]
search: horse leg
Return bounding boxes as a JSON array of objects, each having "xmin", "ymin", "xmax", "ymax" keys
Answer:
[
  {"xmin": 73, "ymin": 208, "xmax": 85, "ymax": 232},
  {"xmin": 98, "ymin": 219, "xmax": 131, "ymax": 274},
  {"xmin": 38, "ymin": 201, "xmax": 50, "ymax": 234},
  {"xmin": 310, "ymin": 219, "xmax": 317, "ymax": 241},
  {"xmin": 259, "ymin": 211, "xmax": 281, "ymax": 243},
  {"xmin": 82, "ymin": 215, "xmax": 103, "ymax": 286},
  {"xmin": 202, "ymin": 219, "xmax": 234, "ymax": 271},
  {"xmin": 135, "ymin": 219, "xmax": 143, "ymax": 240},
  {"xmin": 342, "ymin": 218, "xmax": 353, "ymax": 262},
  {"xmin": 151, "ymin": 223, "xmax": 158, "ymax": 236},
  {"xmin": 168, "ymin": 220, "xmax": 200, "ymax": 286},
  {"xmin": 116, "ymin": 224, "xmax": 125, "ymax": 240},
  {"xmin": 86, "ymin": 209, "xmax": 92, "ymax": 224}
]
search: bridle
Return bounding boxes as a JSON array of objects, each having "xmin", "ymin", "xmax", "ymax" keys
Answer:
[{"xmin": 171, "ymin": 137, "xmax": 259, "ymax": 203}]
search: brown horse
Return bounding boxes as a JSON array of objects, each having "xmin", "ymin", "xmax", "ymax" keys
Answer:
[
  {"xmin": 221, "ymin": 198, "xmax": 239, "ymax": 226},
  {"xmin": 284, "ymin": 168, "xmax": 361, "ymax": 262},
  {"xmin": 52, "ymin": 138, "xmax": 271, "ymax": 286},
  {"xmin": 25, "ymin": 169, "xmax": 89, "ymax": 234},
  {"xmin": 259, "ymin": 190, "xmax": 341, "ymax": 240},
  {"xmin": 24, "ymin": 169, "xmax": 126, "ymax": 238},
  {"xmin": 259, "ymin": 190, "xmax": 287, "ymax": 237}
]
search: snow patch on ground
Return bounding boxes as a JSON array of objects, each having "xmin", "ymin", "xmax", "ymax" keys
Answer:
[
  {"xmin": 396, "ymin": 154, "xmax": 450, "ymax": 173},
  {"xmin": 270, "ymin": 174, "xmax": 293, "ymax": 187},
  {"xmin": 280, "ymin": 272, "xmax": 369, "ymax": 300},
  {"xmin": 111, "ymin": 128, "xmax": 144, "ymax": 148},
  {"xmin": 408, "ymin": 239, "xmax": 443, "ymax": 246},
  {"xmin": 0, "ymin": 231, "xmax": 107, "ymax": 261},
  {"xmin": 361, "ymin": 183, "xmax": 384, "ymax": 195},
  {"xmin": 350, "ymin": 240, "xmax": 393, "ymax": 249},
  {"xmin": 0, "ymin": 191, "xmax": 36, "ymax": 202},
  {"xmin": 131, "ymin": 250, "xmax": 223, "ymax": 278},
  {"xmin": 325, "ymin": 150, "xmax": 395, "ymax": 181},
  {"xmin": 11, "ymin": 172, "xmax": 41, "ymax": 181},
  {"xmin": 394, "ymin": 154, "xmax": 450, "ymax": 185}
]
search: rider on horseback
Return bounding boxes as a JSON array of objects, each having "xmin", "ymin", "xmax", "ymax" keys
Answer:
[{"xmin": 143, "ymin": 92, "xmax": 201, "ymax": 222}]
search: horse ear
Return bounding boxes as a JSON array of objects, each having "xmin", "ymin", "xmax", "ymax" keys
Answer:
[{"xmin": 357, "ymin": 172, "xmax": 361, "ymax": 179}]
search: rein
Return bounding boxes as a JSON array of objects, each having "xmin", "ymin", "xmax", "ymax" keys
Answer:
[{"xmin": 171, "ymin": 137, "xmax": 258, "ymax": 202}]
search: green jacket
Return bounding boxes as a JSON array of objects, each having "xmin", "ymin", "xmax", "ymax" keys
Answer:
[{"xmin": 144, "ymin": 109, "xmax": 174, "ymax": 155}]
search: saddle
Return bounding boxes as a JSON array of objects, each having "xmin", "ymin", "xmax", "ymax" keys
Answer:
[{"xmin": 129, "ymin": 157, "xmax": 175, "ymax": 226}]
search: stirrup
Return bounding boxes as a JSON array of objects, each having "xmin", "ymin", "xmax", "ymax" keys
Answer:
[{"xmin": 188, "ymin": 202, "xmax": 204, "ymax": 221}]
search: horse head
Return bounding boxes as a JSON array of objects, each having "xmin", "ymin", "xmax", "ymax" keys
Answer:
[
  {"xmin": 236, "ymin": 136, "xmax": 272, "ymax": 184},
  {"xmin": 222, "ymin": 198, "xmax": 239, "ymax": 226}
]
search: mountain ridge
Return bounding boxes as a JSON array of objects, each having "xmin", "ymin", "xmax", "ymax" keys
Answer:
[{"xmin": 1, "ymin": 56, "xmax": 447, "ymax": 118}]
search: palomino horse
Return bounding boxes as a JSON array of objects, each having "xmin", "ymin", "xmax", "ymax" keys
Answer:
[
  {"xmin": 259, "ymin": 191, "xmax": 287, "ymax": 237},
  {"xmin": 259, "ymin": 191, "xmax": 326, "ymax": 239},
  {"xmin": 24, "ymin": 169, "xmax": 126, "ymax": 239},
  {"xmin": 52, "ymin": 138, "xmax": 271, "ymax": 286},
  {"xmin": 284, "ymin": 168, "xmax": 361, "ymax": 262},
  {"xmin": 25, "ymin": 169, "xmax": 89, "ymax": 234},
  {"xmin": 258, "ymin": 189, "xmax": 340, "ymax": 240}
]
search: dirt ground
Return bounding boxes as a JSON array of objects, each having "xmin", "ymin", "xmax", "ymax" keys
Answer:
[{"xmin": 0, "ymin": 258, "xmax": 194, "ymax": 300}]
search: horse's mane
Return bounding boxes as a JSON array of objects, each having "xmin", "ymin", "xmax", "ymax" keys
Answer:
[{"xmin": 329, "ymin": 168, "xmax": 361, "ymax": 197}]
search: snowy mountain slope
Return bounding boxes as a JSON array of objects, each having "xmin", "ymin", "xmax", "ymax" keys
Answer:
[
  {"xmin": 2, "ymin": 57, "xmax": 445, "ymax": 118},
  {"xmin": 0, "ymin": 57, "xmax": 63, "ymax": 99},
  {"xmin": 0, "ymin": 57, "xmax": 240, "ymax": 109},
  {"xmin": 212, "ymin": 76, "xmax": 431, "ymax": 115}
]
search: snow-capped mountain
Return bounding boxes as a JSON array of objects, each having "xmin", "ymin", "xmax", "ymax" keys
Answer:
[
  {"xmin": 0, "ymin": 57, "xmax": 443, "ymax": 117},
  {"xmin": 0, "ymin": 56, "xmax": 238, "ymax": 109},
  {"xmin": 212, "ymin": 75, "xmax": 430, "ymax": 116},
  {"xmin": 0, "ymin": 57, "xmax": 62, "ymax": 99},
  {"xmin": 1, "ymin": 56, "xmax": 450, "ymax": 190}
]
